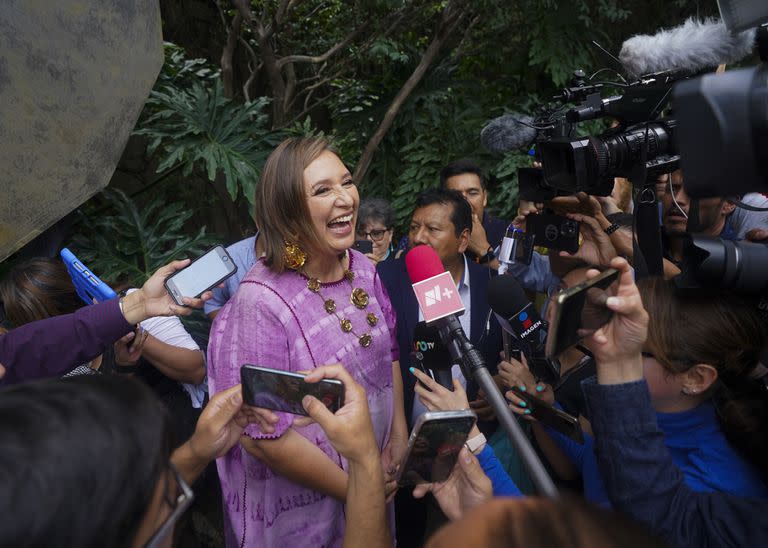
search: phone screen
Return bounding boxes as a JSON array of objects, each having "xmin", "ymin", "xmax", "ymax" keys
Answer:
[
  {"xmin": 166, "ymin": 246, "xmax": 236, "ymax": 303},
  {"xmin": 510, "ymin": 386, "xmax": 584, "ymax": 444},
  {"xmin": 397, "ymin": 412, "xmax": 476, "ymax": 486},
  {"xmin": 546, "ymin": 269, "xmax": 618, "ymax": 358},
  {"xmin": 240, "ymin": 365, "xmax": 344, "ymax": 416}
]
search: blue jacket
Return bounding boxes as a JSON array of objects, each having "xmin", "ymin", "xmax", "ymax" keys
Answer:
[
  {"xmin": 584, "ymin": 378, "xmax": 768, "ymax": 548},
  {"xmin": 377, "ymin": 256, "xmax": 502, "ymax": 428},
  {"xmin": 545, "ymin": 398, "xmax": 768, "ymax": 507}
]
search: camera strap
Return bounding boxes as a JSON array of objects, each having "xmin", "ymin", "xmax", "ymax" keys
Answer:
[{"xmin": 633, "ymin": 186, "xmax": 664, "ymax": 278}]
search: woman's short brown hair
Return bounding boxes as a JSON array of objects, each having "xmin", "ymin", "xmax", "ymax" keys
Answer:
[
  {"xmin": 0, "ymin": 257, "xmax": 82, "ymax": 327},
  {"xmin": 253, "ymin": 136, "xmax": 337, "ymax": 273}
]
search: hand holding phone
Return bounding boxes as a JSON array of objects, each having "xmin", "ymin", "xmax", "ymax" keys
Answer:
[
  {"xmin": 164, "ymin": 246, "xmax": 237, "ymax": 306},
  {"xmin": 507, "ymin": 386, "xmax": 584, "ymax": 444},
  {"xmin": 240, "ymin": 365, "xmax": 344, "ymax": 416},
  {"xmin": 526, "ymin": 213, "xmax": 580, "ymax": 253},
  {"xmin": 396, "ymin": 410, "xmax": 476, "ymax": 486},
  {"xmin": 545, "ymin": 268, "xmax": 619, "ymax": 359}
]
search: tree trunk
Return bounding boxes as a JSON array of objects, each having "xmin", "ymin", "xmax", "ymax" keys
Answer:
[{"xmin": 353, "ymin": 3, "xmax": 466, "ymax": 183}]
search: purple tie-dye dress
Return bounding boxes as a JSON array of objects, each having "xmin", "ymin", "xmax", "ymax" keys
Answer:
[{"xmin": 208, "ymin": 250, "xmax": 398, "ymax": 547}]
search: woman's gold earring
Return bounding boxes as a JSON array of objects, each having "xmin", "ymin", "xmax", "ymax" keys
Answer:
[{"xmin": 283, "ymin": 241, "xmax": 307, "ymax": 270}]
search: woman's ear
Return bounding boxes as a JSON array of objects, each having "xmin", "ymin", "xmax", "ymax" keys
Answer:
[{"xmin": 681, "ymin": 363, "xmax": 719, "ymax": 395}]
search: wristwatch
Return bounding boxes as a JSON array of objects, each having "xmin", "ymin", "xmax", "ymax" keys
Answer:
[
  {"xmin": 465, "ymin": 432, "xmax": 487, "ymax": 455},
  {"xmin": 477, "ymin": 246, "xmax": 495, "ymax": 264}
]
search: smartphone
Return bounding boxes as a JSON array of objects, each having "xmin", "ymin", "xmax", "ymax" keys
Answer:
[
  {"xmin": 60, "ymin": 248, "xmax": 118, "ymax": 304},
  {"xmin": 240, "ymin": 365, "xmax": 344, "ymax": 416},
  {"xmin": 526, "ymin": 213, "xmax": 580, "ymax": 253},
  {"xmin": 164, "ymin": 245, "xmax": 237, "ymax": 306},
  {"xmin": 545, "ymin": 268, "xmax": 619, "ymax": 359},
  {"xmin": 353, "ymin": 239, "xmax": 373, "ymax": 254},
  {"xmin": 509, "ymin": 386, "xmax": 584, "ymax": 444},
  {"xmin": 396, "ymin": 410, "xmax": 476, "ymax": 486}
]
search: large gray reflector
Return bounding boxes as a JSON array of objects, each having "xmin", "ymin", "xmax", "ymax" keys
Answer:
[{"xmin": 0, "ymin": 1, "xmax": 162, "ymax": 262}]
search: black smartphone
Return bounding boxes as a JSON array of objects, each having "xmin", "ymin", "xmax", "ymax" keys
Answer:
[
  {"xmin": 353, "ymin": 239, "xmax": 373, "ymax": 254},
  {"xmin": 164, "ymin": 245, "xmax": 238, "ymax": 306},
  {"xmin": 509, "ymin": 386, "xmax": 584, "ymax": 444},
  {"xmin": 526, "ymin": 213, "xmax": 580, "ymax": 253},
  {"xmin": 545, "ymin": 268, "xmax": 619, "ymax": 359},
  {"xmin": 240, "ymin": 365, "xmax": 344, "ymax": 416},
  {"xmin": 396, "ymin": 410, "xmax": 476, "ymax": 486}
]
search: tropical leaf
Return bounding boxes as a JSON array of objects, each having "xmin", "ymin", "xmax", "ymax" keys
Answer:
[{"xmin": 68, "ymin": 189, "xmax": 218, "ymax": 286}]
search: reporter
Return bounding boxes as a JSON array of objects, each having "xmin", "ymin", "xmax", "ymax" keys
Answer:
[
  {"xmin": 0, "ymin": 259, "xmax": 210, "ymax": 385},
  {"xmin": 584, "ymin": 257, "xmax": 768, "ymax": 547},
  {"xmin": 0, "ymin": 376, "xmax": 256, "ymax": 548},
  {"xmin": 502, "ymin": 262, "xmax": 768, "ymax": 507}
]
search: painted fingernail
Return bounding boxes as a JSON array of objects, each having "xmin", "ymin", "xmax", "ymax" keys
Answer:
[
  {"xmin": 409, "ymin": 367, "xmax": 415, "ymax": 374},
  {"xmin": 524, "ymin": 409, "xmax": 531, "ymax": 415},
  {"xmin": 518, "ymin": 401, "xmax": 527, "ymax": 408},
  {"xmin": 519, "ymin": 385, "xmax": 526, "ymax": 392},
  {"xmin": 536, "ymin": 385, "xmax": 545, "ymax": 393}
]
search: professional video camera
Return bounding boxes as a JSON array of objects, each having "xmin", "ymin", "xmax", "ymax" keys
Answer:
[{"xmin": 536, "ymin": 69, "xmax": 682, "ymax": 196}]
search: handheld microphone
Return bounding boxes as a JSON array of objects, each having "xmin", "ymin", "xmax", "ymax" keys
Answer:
[
  {"xmin": 405, "ymin": 245, "xmax": 559, "ymax": 498},
  {"xmin": 487, "ymin": 274, "xmax": 560, "ymax": 383},
  {"xmin": 487, "ymin": 274, "xmax": 545, "ymax": 349},
  {"xmin": 411, "ymin": 321, "xmax": 454, "ymax": 390},
  {"xmin": 480, "ymin": 113, "xmax": 537, "ymax": 154},
  {"xmin": 619, "ymin": 18, "xmax": 756, "ymax": 77}
]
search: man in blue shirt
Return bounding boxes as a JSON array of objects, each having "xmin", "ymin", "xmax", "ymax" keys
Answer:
[{"xmin": 204, "ymin": 234, "xmax": 260, "ymax": 319}]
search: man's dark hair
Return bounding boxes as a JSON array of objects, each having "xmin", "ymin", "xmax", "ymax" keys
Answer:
[
  {"xmin": 0, "ymin": 375, "xmax": 174, "ymax": 548},
  {"xmin": 414, "ymin": 188, "xmax": 473, "ymax": 237},
  {"xmin": 439, "ymin": 159, "xmax": 486, "ymax": 190}
]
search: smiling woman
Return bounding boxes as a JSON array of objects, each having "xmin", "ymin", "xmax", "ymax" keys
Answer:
[{"xmin": 207, "ymin": 137, "xmax": 407, "ymax": 548}]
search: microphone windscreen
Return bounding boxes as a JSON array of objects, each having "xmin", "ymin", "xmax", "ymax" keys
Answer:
[
  {"xmin": 480, "ymin": 113, "xmax": 537, "ymax": 154},
  {"xmin": 487, "ymin": 275, "xmax": 530, "ymax": 319},
  {"xmin": 405, "ymin": 245, "xmax": 445, "ymax": 284},
  {"xmin": 619, "ymin": 17, "xmax": 755, "ymax": 77}
]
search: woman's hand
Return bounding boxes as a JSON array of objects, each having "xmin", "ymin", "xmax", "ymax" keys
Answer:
[
  {"xmin": 497, "ymin": 354, "xmax": 553, "ymax": 417},
  {"xmin": 584, "ymin": 257, "xmax": 649, "ymax": 384},
  {"xmin": 411, "ymin": 367, "xmax": 470, "ymax": 412},
  {"xmin": 412, "ymin": 447, "xmax": 492, "ymax": 521},
  {"xmin": 302, "ymin": 364, "xmax": 379, "ymax": 464}
]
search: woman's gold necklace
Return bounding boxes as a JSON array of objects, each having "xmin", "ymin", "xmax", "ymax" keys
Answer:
[{"xmin": 303, "ymin": 255, "xmax": 377, "ymax": 348}]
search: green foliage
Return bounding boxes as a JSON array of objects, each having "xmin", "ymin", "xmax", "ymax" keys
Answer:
[
  {"xmin": 135, "ymin": 79, "xmax": 280, "ymax": 203},
  {"xmin": 68, "ymin": 190, "xmax": 217, "ymax": 286}
]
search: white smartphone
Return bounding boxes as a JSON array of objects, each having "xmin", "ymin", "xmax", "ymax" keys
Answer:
[{"xmin": 163, "ymin": 246, "xmax": 237, "ymax": 306}]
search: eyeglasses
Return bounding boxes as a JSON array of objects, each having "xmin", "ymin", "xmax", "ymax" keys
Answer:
[
  {"xmin": 356, "ymin": 228, "xmax": 391, "ymax": 242},
  {"xmin": 144, "ymin": 464, "xmax": 195, "ymax": 548}
]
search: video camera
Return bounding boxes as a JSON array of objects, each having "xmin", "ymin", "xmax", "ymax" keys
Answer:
[{"xmin": 516, "ymin": 66, "xmax": 690, "ymax": 203}]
